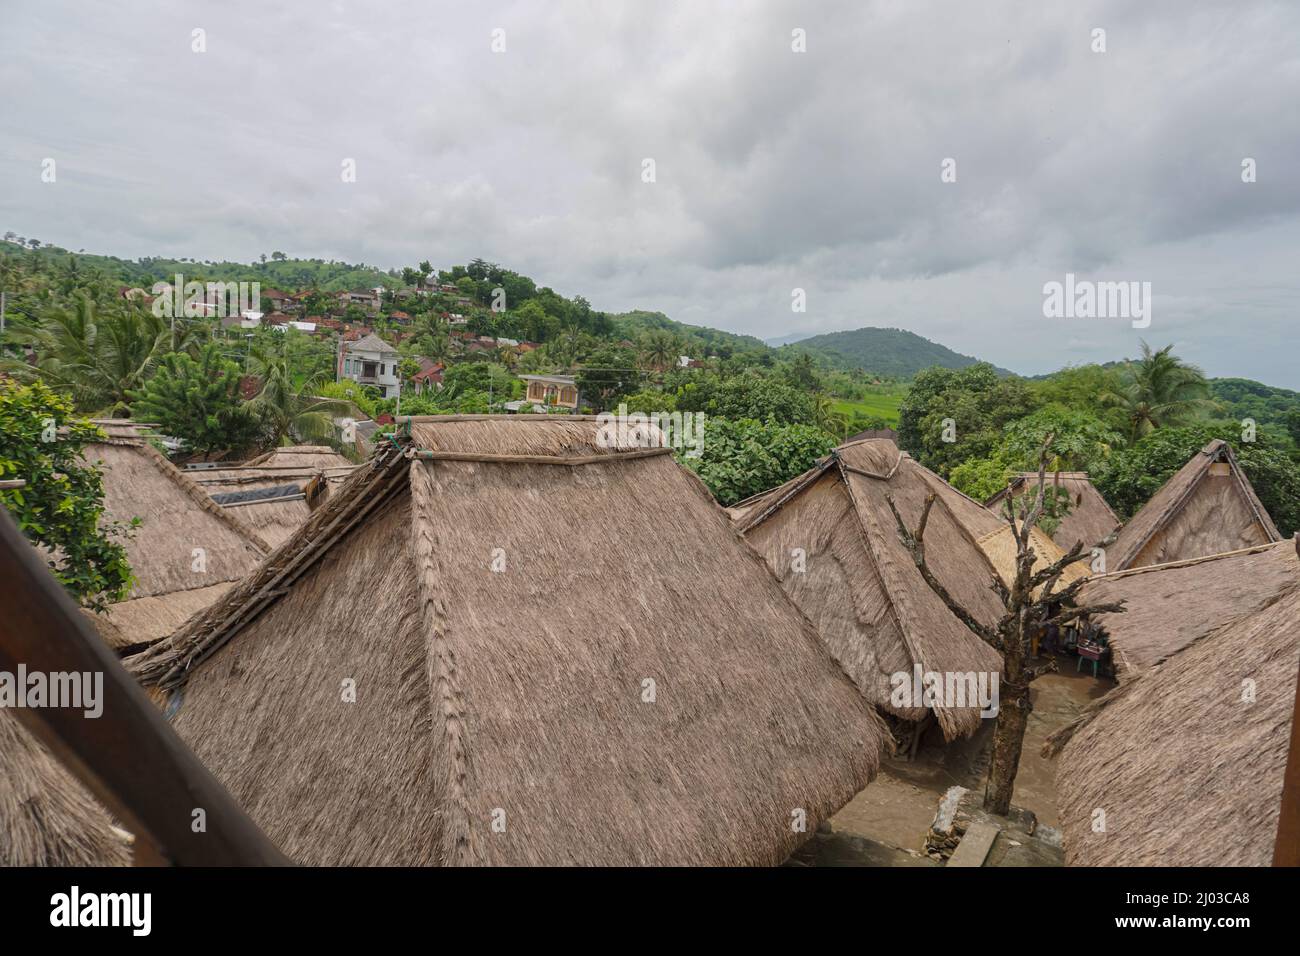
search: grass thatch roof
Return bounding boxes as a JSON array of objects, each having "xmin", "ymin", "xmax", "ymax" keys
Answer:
[
  {"xmin": 241, "ymin": 445, "xmax": 354, "ymax": 469},
  {"xmin": 985, "ymin": 472, "xmax": 1120, "ymax": 552},
  {"xmin": 728, "ymin": 439, "xmax": 1005, "ymax": 741},
  {"xmin": 975, "ymin": 524, "xmax": 1090, "ymax": 599},
  {"xmin": 0, "ymin": 712, "xmax": 130, "ymax": 866},
  {"xmin": 1109, "ymin": 440, "xmax": 1280, "ymax": 571},
  {"xmin": 1081, "ymin": 540, "xmax": 1299, "ymax": 679},
  {"xmin": 190, "ymin": 459, "xmax": 356, "ymax": 549},
  {"xmin": 82, "ymin": 429, "xmax": 270, "ymax": 649},
  {"xmin": 126, "ymin": 416, "xmax": 887, "ymax": 866},
  {"xmin": 1052, "ymin": 583, "xmax": 1300, "ymax": 866}
]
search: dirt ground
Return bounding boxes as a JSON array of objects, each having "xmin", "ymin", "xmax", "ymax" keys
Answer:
[{"xmin": 828, "ymin": 657, "xmax": 1113, "ymax": 855}]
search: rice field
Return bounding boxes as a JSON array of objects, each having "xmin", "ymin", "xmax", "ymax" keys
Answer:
[{"xmin": 831, "ymin": 385, "xmax": 907, "ymax": 425}]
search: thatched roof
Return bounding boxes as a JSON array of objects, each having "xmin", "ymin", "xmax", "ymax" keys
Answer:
[
  {"xmin": 80, "ymin": 427, "xmax": 270, "ymax": 649},
  {"xmin": 728, "ymin": 439, "xmax": 1005, "ymax": 741},
  {"xmin": 0, "ymin": 712, "xmax": 130, "ymax": 866},
  {"xmin": 976, "ymin": 524, "xmax": 1090, "ymax": 599},
  {"xmin": 1109, "ymin": 440, "xmax": 1280, "ymax": 571},
  {"xmin": 189, "ymin": 457, "xmax": 357, "ymax": 549},
  {"xmin": 1081, "ymin": 540, "xmax": 1299, "ymax": 679},
  {"xmin": 126, "ymin": 416, "xmax": 887, "ymax": 866},
  {"xmin": 241, "ymin": 445, "xmax": 354, "ymax": 469},
  {"xmin": 984, "ymin": 472, "xmax": 1120, "ymax": 552},
  {"xmin": 1052, "ymin": 583, "xmax": 1300, "ymax": 866}
]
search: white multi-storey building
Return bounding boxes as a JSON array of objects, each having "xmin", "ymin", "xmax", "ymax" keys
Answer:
[{"xmin": 341, "ymin": 333, "xmax": 400, "ymax": 399}]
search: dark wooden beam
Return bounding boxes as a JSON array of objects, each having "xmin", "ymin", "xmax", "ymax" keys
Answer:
[
  {"xmin": 0, "ymin": 506, "xmax": 289, "ymax": 865},
  {"xmin": 1274, "ymin": 658, "xmax": 1300, "ymax": 866}
]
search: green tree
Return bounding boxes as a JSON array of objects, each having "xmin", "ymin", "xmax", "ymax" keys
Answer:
[
  {"xmin": 639, "ymin": 329, "xmax": 679, "ymax": 373},
  {"xmin": 1000, "ymin": 404, "xmax": 1121, "ymax": 474},
  {"xmin": 896, "ymin": 363, "xmax": 1038, "ymax": 475},
  {"xmin": 245, "ymin": 345, "xmax": 348, "ymax": 448},
  {"xmin": 675, "ymin": 371, "xmax": 817, "ymax": 426},
  {"xmin": 1094, "ymin": 422, "xmax": 1300, "ymax": 537},
  {"xmin": 576, "ymin": 345, "xmax": 641, "ymax": 410},
  {"xmin": 0, "ymin": 379, "xmax": 134, "ymax": 609},
  {"xmin": 17, "ymin": 292, "xmax": 171, "ymax": 414},
  {"xmin": 683, "ymin": 417, "xmax": 835, "ymax": 506},
  {"xmin": 129, "ymin": 344, "xmax": 261, "ymax": 458},
  {"xmin": 1101, "ymin": 342, "xmax": 1215, "ymax": 442}
]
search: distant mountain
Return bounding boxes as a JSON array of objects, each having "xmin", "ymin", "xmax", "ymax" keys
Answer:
[
  {"xmin": 763, "ymin": 332, "xmax": 809, "ymax": 348},
  {"xmin": 779, "ymin": 327, "xmax": 1012, "ymax": 379}
]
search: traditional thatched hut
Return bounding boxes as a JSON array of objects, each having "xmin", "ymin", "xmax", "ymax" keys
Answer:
[
  {"xmin": 727, "ymin": 439, "xmax": 1004, "ymax": 742},
  {"xmin": 975, "ymin": 523, "xmax": 1090, "ymax": 599},
  {"xmin": 1079, "ymin": 540, "xmax": 1299, "ymax": 680},
  {"xmin": 1050, "ymin": 578, "xmax": 1299, "ymax": 866},
  {"xmin": 187, "ymin": 456, "xmax": 357, "ymax": 549},
  {"xmin": 81, "ymin": 422, "xmax": 269, "ymax": 650},
  {"xmin": 984, "ymin": 472, "xmax": 1120, "ymax": 552},
  {"xmin": 1108, "ymin": 440, "xmax": 1280, "ymax": 571},
  {"xmin": 0, "ymin": 713, "xmax": 131, "ymax": 865},
  {"xmin": 126, "ymin": 416, "xmax": 888, "ymax": 866}
]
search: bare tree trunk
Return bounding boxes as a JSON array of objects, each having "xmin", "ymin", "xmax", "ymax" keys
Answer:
[
  {"xmin": 887, "ymin": 433, "xmax": 1126, "ymax": 820},
  {"xmin": 984, "ymin": 678, "xmax": 1029, "ymax": 815}
]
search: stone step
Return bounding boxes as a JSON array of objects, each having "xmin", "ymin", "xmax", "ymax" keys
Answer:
[{"xmin": 946, "ymin": 820, "xmax": 999, "ymax": 867}]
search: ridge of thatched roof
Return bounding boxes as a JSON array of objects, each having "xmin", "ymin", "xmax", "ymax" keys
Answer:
[
  {"xmin": 0, "ymin": 712, "xmax": 131, "ymax": 866},
  {"xmin": 1109, "ymin": 440, "xmax": 1280, "ymax": 571},
  {"xmin": 985, "ymin": 471, "xmax": 1120, "ymax": 552},
  {"xmin": 126, "ymin": 416, "xmax": 887, "ymax": 866},
  {"xmin": 1051, "ymin": 584, "xmax": 1300, "ymax": 866},
  {"xmin": 241, "ymin": 445, "xmax": 354, "ymax": 469},
  {"xmin": 730, "ymin": 439, "xmax": 1005, "ymax": 741},
  {"xmin": 80, "ymin": 433, "xmax": 270, "ymax": 648},
  {"xmin": 1080, "ymin": 539, "xmax": 1299, "ymax": 680}
]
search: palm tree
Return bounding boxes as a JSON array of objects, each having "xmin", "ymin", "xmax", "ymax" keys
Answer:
[
  {"xmin": 814, "ymin": 394, "xmax": 848, "ymax": 438},
  {"xmin": 1101, "ymin": 341, "xmax": 1216, "ymax": 442},
  {"xmin": 245, "ymin": 344, "xmax": 349, "ymax": 448},
  {"xmin": 640, "ymin": 329, "xmax": 678, "ymax": 373},
  {"xmin": 15, "ymin": 293, "xmax": 169, "ymax": 414}
]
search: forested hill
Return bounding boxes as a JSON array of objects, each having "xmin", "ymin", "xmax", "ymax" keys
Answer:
[{"xmin": 779, "ymin": 327, "xmax": 1012, "ymax": 379}]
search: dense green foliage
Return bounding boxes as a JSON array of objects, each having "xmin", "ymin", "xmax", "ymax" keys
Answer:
[
  {"xmin": 0, "ymin": 379, "xmax": 134, "ymax": 608},
  {"xmin": 897, "ymin": 364, "xmax": 1038, "ymax": 476},
  {"xmin": 680, "ymin": 418, "xmax": 835, "ymax": 506},
  {"xmin": 1093, "ymin": 422, "xmax": 1300, "ymax": 537},
  {"xmin": 130, "ymin": 343, "xmax": 261, "ymax": 457},
  {"xmin": 6, "ymin": 237, "xmax": 1300, "ymax": 537}
]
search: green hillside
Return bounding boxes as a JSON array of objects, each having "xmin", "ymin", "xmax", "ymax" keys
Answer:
[{"xmin": 780, "ymin": 327, "xmax": 1011, "ymax": 379}]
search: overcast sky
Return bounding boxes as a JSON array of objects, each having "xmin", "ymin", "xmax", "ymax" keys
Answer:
[{"xmin": 3, "ymin": 1, "xmax": 1299, "ymax": 384}]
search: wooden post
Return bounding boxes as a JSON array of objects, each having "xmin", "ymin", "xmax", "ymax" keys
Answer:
[
  {"xmin": 1273, "ymin": 659, "xmax": 1300, "ymax": 866},
  {"xmin": 0, "ymin": 506, "xmax": 290, "ymax": 865}
]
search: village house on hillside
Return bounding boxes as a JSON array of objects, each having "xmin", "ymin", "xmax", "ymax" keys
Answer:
[
  {"xmin": 341, "ymin": 333, "xmax": 400, "ymax": 399},
  {"xmin": 518, "ymin": 374, "xmax": 579, "ymax": 410},
  {"xmin": 1108, "ymin": 439, "xmax": 1280, "ymax": 570},
  {"xmin": 127, "ymin": 417, "xmax": 888, "ymax": 866}
]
